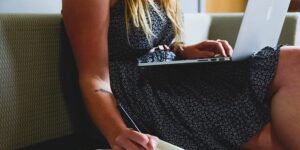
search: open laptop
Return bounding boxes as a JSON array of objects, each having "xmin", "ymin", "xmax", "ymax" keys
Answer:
[{"xmin": 138, "ymin": 0, "xmax": 291, "ymax": 67}]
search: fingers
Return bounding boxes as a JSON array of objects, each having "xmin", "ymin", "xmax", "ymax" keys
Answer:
[
  {"xmin": 190, "ymin": 50, "xmax": 215, "ymax": 59},
  {"xmin": 197, "ymin": 40, "xmax": 233, "ymax": 57},
  {"xmin": 112, "ymin": 145, "xmax": 124, "ymax": 150},
  {"xmin": 199, "ymin": 40, "xmax": 227, "ymax": 57},
  {"xmin": 116, "ymin": 129, "xmax": 149, "ymax": 150},
  {"xmin": 126, "ymin": 130, "xmax": 149, "ymax": 146},
  {"xmin": 217, "ymin": 39, "xmax": 233, "ymax": 57},
  {"xmin": 146, "ymin": 134, "xmax": 159, "ymax": 150},
  {"xmin": 182, "ymin": 45, "xmax": 214, "ymax": 58},
  {"xmin": 113, "ymin": 129, "xmax": 158, "ymax": 150},
  {"xmin": 115, "ymin": 137, "xmax": 144, "ymax": 150}
]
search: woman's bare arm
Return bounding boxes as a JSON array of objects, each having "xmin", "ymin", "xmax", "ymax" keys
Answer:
[
  {"xmin": 62, "ymin": 0, "xmax": 127, "ymax": 145},
  {"xmin": 62, "ymin": 0, "xmax": 158, "ymax": 149}
]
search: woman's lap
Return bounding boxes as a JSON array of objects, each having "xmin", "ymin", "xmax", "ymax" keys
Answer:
[{"xmin": 105, "ymin": 46, "xmax": 281, "ymax": 149}]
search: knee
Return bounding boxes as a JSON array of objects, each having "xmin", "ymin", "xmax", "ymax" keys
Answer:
[
  {"xmin": 270, "ymin": 46, "xmax": 300, "ymax": 92},
  {"xmin": 242, "ymin": 123, "xmax": 285, "ymax": 150},
  {"xmin": 279, "ymin": 46, "xmax": 300, "ymax": 65}
]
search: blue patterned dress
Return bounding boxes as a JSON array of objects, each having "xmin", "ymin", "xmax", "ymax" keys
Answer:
[{"xmin": 107, "ymin": 1, "xmax": 280, "ymax": 150}]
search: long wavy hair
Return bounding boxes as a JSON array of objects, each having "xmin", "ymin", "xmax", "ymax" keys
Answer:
[{"xmin": 124, "ymin": 0, "xmax": 183, "ymax": 43}]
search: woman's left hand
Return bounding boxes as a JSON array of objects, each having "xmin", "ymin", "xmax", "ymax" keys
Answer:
[{"xmin": 181, "ymin": 39, "xmax": 233, "ymax": 59}]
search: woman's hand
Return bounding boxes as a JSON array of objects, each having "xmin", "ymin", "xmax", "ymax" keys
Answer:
[
  {"xmin": 182, "ymin": 40, "xmax": 233, "ymax": 59},
  {"xmin": 112, "ymin": 128, "xmax": 159, "ymax": 150}
]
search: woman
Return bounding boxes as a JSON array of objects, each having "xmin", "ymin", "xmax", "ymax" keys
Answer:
[{"xmin": 62, "ymin": 0, "xmax": 300, "ymax": 149}]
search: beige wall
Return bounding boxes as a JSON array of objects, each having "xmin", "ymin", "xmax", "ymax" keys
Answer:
[{"xmin": 206, "ymin": 0, "xmax": 247, "ymax": 13}]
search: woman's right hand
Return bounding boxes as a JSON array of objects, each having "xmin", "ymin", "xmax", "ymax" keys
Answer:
[
  {"xmin": 181, "ymin": 39, "xmax": 233, "ymax": 59},
  {"xmin": 112, "ymin": 128, "xmax": 159, "ymax": 150}
]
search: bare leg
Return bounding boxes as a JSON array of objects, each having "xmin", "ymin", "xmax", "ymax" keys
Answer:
[
  {"xmin": 242, "ymin": 123, "xmax": 284, "ymax": 150},
  {"xmin": 242, "ymin": 46, "xmax": 300, "ymax": 149},
  {"xmin": 269, "ymin": 46, "xmax": 300, "ymax": 149}
]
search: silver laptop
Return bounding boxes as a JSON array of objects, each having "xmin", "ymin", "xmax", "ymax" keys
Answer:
[{"xmin": 138, "ymin": 0, "xmax": 291, "ymax": 67}]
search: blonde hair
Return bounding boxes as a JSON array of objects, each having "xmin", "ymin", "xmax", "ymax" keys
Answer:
[{"xmin": 124, "ymin": 0, "xmax": 183, "ymax": 43}]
